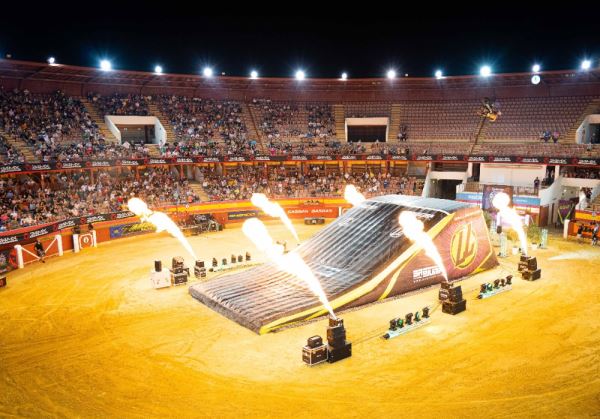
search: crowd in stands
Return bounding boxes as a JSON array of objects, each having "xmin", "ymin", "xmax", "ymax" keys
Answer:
[
  {"xmin": 0, "ymin": 135, "xmax": 25, "ymax": 164},
  {"xmin": 199, "ymin": 165, "xmax": 422, "ymax": 201},
  {"xmin": 253, "ymin": 99, "xmax": 336, "ymax": 155},
  {"xmin": 561, "ymin": 167, "xmax": 600, "ymax": 179},
  {"xmin": 158, "ymin": 96, "xmax": 254, "ymax": 156},
  {"xmin": 36, "ymin": 139, "xmax": 151, "ymax": 162},
  {"xmin": 88, "ymin": 92, "xmax": 150, "ymax": 116},
  {"xmin": 0, "ymin": 168, "xmax": 198, "ymax": 231},
  {"xmin": 0, "ymin": 89, "xmax": 99, "ymax": 147}
]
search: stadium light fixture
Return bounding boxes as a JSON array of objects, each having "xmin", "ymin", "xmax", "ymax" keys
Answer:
[
  {"xmin": 99, "ymin": 59, "xmax": 112, "ymax": 71},
  {"xmin": 203, "ymin": 67, "xmax": 214, "ymax": 77},
  {"xmin": 581, "ymin": 59, "xmax": 592, "ymax": 71},
  {"xmin": 435, "ymin": 69, "xmax": 443, "ymax": 79},
  {"xmin": 532, "ymin": 64, "xmax": 541, "ymax": 73},
  {"xmin": 340, "ymin": 72, "xmax": 348, "ymax": 80},
  {"xmin": 154, "ymin": 65, "xmax": 163, "ymax": 74},
  {"xmin": 387, "ymin": 69, "xmax": 396, "ymax": 79},
  {"xmin": 531, "ymin": 75, "xmax": 541, "ymax": 85},
  {"xmin": 295, "ymin": 70, "xmax": 306, "ymax": 80},
  {"xmin": 250, "ymin": 70, "xmax": 259, "ymax": 79},
  {"xmin": 480, "ymin": 65, "xmax": 492, "ymax": 77},
  {"xmin": 47, "ymin": 56, "xmax": 56, "ymax": 65}
]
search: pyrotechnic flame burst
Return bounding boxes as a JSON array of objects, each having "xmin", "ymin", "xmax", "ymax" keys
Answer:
[
  {"xmin": 250, "ymin": 193, "xmax": 300, "ymax": 243},
  {"xmin": 344, "ymin": 184, "xmax": 366, "ymax": 207},
  {"xmin": 492, "ymin": 192, "xmax": 528, "ymax": 256},
  {"xmin": 127, "ymin": 198, "xmax": 198, "ymax": 260},
  {"xmin": 242, "ymin": 218, "xmax": 336, "ymax": 318},
  {"xmin": 398, "ymin": 211, "xmax": 448, "ymax": 282}
]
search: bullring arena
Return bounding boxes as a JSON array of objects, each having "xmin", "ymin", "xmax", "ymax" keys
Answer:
[{"xmin": 1, "ymin": 43, "xmax": 600, "ymax": 416}]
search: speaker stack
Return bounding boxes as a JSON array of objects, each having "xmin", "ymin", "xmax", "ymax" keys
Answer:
[
  {"xmin": 194, "ymin": 260, "xmax": 206, "ymax": 279},
  {"xmin": 439, "ymin": 282, "xmax": 467, "ymax": 315},
  {"xmin": 519, "ymin": 255, "xmax": 541, "ymax": 281},
  {"xmin": 170, "ymin": 256, "xmax": 190, "ymax": 285},
  {"xmin": 326, "ymin": 316, "xmax": 352, "ymax": 363}
]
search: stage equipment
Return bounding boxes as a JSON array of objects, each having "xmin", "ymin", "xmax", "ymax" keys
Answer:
[
  {"xmin": 439, "ymin": 282, "xmax": 467, "ymax": 315},
  {"xmin": 169, "ymin": 256, "xmax": 190, "ymax": 286},
  {"xmin": 231, "ymin": 255, "xmax": 237, "ymax": 264},
  {"xmin": 212, "ymin": 258, "xmax": 218, "ymax": 267},
  {"xmin": 238, "ymin": 255, "xmax": 243, "ymax": 263},
  {"xmin": 326, "ymin": 316, "xmax": 352, "ymax": 363},
  {"xmin": 0, "ymin": 276, "xmax": 6, "ymax": 288},
  {"xmin": 194, "ymin": 260, "xmax": 207, "ymax": 279},
  {"xmin": 477, "ymin": 277, "xmax": 512, "ymax": 299},
  {"xmin": 383, "ymin": 306, "xmax": 431, "ymax": 339},
  {"xmin": 222, "ymin": 258, "xmax": 227, "ymax": 266},
  {"xmin": 302, "ymin": 335, "xmax": 328, "ymax": 366},
  {"xmin": 519, "ymin": 256, "xmax": 541, "ymax": 281},
  {"xmin": 150, "ymin": 260, "xmax": 170, "ymax": 289},
  {"xmin": 245, "ymin": 252, "xmax": 251, "ymax": 261}
]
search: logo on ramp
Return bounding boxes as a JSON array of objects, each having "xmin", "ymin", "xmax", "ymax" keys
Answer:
[{"xmin": 451, "ymin": 222, "xmax": 477, "ymax": 269}]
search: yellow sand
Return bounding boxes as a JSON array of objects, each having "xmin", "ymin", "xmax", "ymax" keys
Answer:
[{"xmin": 1, "ymin": 221, "xmax": 599, "ymax": 418}]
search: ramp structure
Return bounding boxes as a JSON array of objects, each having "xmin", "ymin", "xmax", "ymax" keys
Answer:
[{"xmin": 189, "ymin": 195, "xmax": 497, "ymax": 334}]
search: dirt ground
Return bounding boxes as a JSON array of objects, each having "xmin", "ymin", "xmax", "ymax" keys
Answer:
[{"xmin": 1, "ymin": 220, "xmax": 599, "ymax": 418}]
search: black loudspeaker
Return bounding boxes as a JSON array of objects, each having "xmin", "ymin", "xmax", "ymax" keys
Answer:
[
  {"xmin": 212, "ymin": 258, "xmax": 218, "ymax": 267},
  {"xmin": 439, "ymin": 283, "xmax": 463, "ymax": 302},
  {"xmin": 442, "ymin": 299, "xmax": 467, "ymax": 315},
  {"xmin": 238, "ymin": 255, "xmax": 243, "ymax": 263},
  {"xmin": 245, "ymin": 252, "xmax": 251, "ymax": 261},
  {"xmin": 154, "ymin": 260, "xmax": 162, "ymax": 272},
  {"xmin": 327, "ymin": 342, "xmax": 352, "ymax": 363},
  {"xmin": 171, "ymin": 272, "xmax": 188, "ymax": 286},
  {"xmin": 172, "ymin": 256, "xmax": 184, "ymax": 269},
  {"xmin": 307, "ymin": 335, "xmax": 323, "ymax": 348},
  {"xmin": 222, "ymin": 258, "xmax": 227, "ymax": 266},
  {"xmin": 231, "ymin": 254, "xmax": 237, "ymax": 264},
  {"xmin": 302, "ymin": 343, "xmax": 328, "ymax": 366},
  {"xmin": 522, "ymin": 269, "xmax": 541, "ymax": 281},
  {"xmin": 0, "ymin": 276, "xmax": 6, "ymax": 288},
  {"xmin": 195, "ymin": 260, "xmax": 205, "ymax": 268},
  {"xmin": 218, "ymin": 224, "xmax": 223, "ymax": 231},
  {"xmin": 496, "ymin": 225, "xmax": 502, "ymax": 234},
  {"xmin": 327, "ymin": 325, "xmax": 347, "ymax": 344}
]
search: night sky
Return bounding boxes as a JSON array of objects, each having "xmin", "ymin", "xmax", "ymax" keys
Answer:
[{"xmin": 1, "ymin": 9, "xmax": 599, "ymax": 78}]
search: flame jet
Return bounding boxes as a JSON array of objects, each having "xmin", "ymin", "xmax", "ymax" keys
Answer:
[
  {"xmin": 398, "ymin": 211, "xmax": 448, "ymax": 282},
  {"xmin": 127, "ymin": 198, "xmax": 198, "ymax": 260},
  {"xmin": 344, "ymin": 184, "xmax": 366, "ymax": 207},
  {"xmin": 250, "ymin": 193, "xmax": 300, "ymax": 243},
  {"xmin": 492, "ymin": 192, "xmax": 528, "ymax": 256},
  {"xmin": 242, "ymin": 217, "xmax": 336, "ymax": 319}
]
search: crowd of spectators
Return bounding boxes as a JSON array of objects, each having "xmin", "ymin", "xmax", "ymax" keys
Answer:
[
  {"xmin": 158, "ymin": 96, "xmax": 254, "ymax": 156},
  {"xmin": 88, "ymin": 92, "xmax": 150, "ymax": 116},
  {"xmin": 35, "ymin": 139, "xmax": 151, "ymax": 162},
  {"xmin": 0, "ymin": 167, "xmax": 198, "ymax": 231},
  {"xmin": 199, "ymin": 165, "xmax": 422, "ymax": 201},
  {"xmin": 0, "ymin": 89, "xmax": 100, "ymax": 148},
  {"xmin": 0, "ymin": 135, "xmax": 25, "ymax": 164},
  {"xmin": 561, "ymin": 167, "xmax": 600, "ymax": 179}
]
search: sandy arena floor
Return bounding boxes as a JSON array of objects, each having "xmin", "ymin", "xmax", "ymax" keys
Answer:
[{"xmin": 1, "ymin": 221, "xmax": 599, "ymax": 418}]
